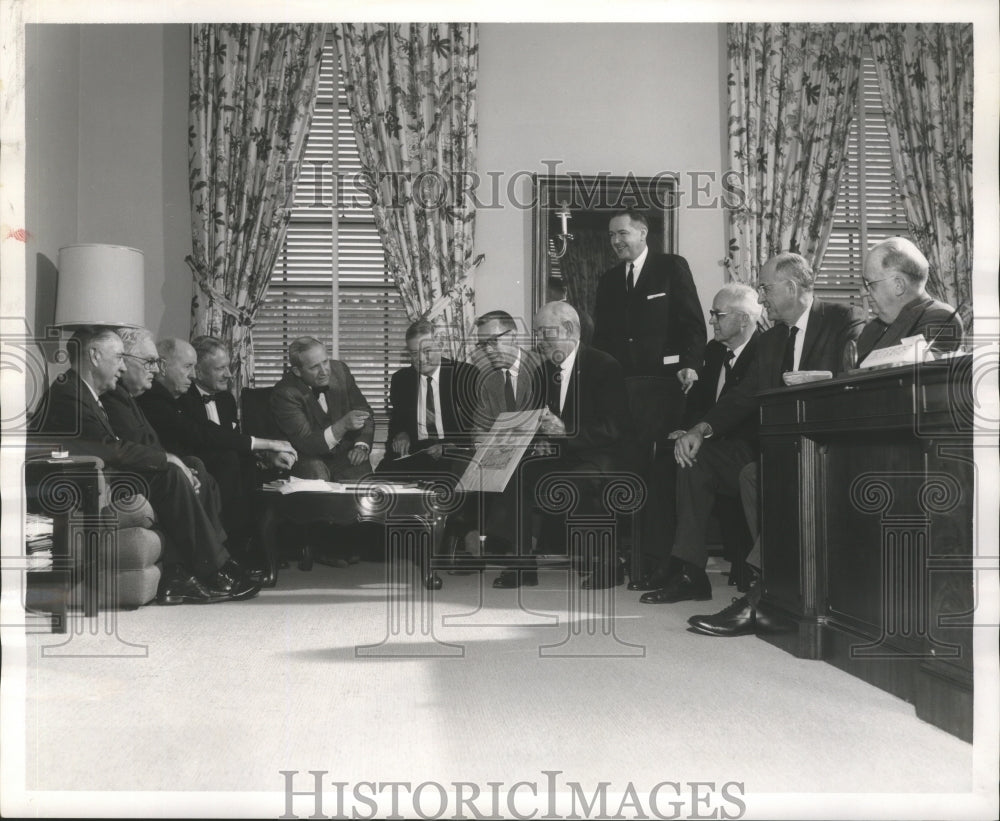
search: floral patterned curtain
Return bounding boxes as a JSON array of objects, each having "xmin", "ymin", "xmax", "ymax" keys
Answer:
[
  {"xmin": 335, "ymin": 24, "xmax": 479, "ymax": 356},
  {"xmin": 725, "ymin": 23, "xmax": 864, "ymax": 285},
  {"xmin": 187, "ymin": 24, "xmax": 327, "ymax": 390},
  {"xmin": 868, "ymin": 23, "xmax": 974, "ymax": 330}
]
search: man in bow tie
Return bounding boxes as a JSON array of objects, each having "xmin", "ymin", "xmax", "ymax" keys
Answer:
[
  {"xmin": 138, "ymin": 336, "xmax": 296, "ymax": 556},
  {"xmin": 270, "ymin": 336, "xmax": 374, "ymax": 481}
]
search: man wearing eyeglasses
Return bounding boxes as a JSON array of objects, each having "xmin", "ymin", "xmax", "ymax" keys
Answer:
[
  {"xmin": 855, "ymin": 237, "xmax": 964, "ymax": 362},
  {"xmin": 630, "ymin": 283, "xmax": 761, "ymax": 595},
  {"xmin": 38, "ymin": 327, "xmax": 259, "ymax": 604},
  {"xmin": 648, "ymin": 254, "xmax": 863, "ymax": 626}
]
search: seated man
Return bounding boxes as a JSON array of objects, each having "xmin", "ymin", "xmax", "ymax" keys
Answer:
[
  {"xmin": 491, "ymin": 301, "xmax": 637, "ymax": 590},
  {"xmin": 36, "ymin": 327, "xmax": 259, "ymax": 605},
  {"xmin": 270, "ymin": 336, "xmax": 374, "ymax": 481},
  {"xmin": 629, "ymin": 283, "xmax": 761, "ymax": 594},
  {"xmin": 646, "ymin": 253, "xmax": 864, "ymax": 613},
  {"xmin": 380, "ymin": 319, "xmax": 478, "ymax": 476},
  {"xmin": 855, "ymin": 236, "xmax": 965, "ymax": 362},
  {"xmin": 688, "ymin": 239, "xmax": 963, "ymax": 636},
  {"xmin": 137, "ymin": 336, "xmax": 296, "ymax": 551}
]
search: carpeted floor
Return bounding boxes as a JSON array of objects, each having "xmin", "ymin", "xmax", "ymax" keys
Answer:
[{"xmin": 12, "ymin": 558, "xmax": 982, "ymax": 815}]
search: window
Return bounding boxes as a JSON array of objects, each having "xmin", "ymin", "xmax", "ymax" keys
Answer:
[
  {"xmin": 819, "ymin": 47, "xmax": 909, "ymax": 308},
  {"xmin": 253, "ymin": 37, "xmax": 410, "ymax": 432}
]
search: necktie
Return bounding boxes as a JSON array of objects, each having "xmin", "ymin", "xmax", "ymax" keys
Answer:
[
  {"xmin": 311, "ymin": 386, "xmax": 326, "ymax": 399},
  {"xmin": 626, "ymin": 262, "xmax": 635, "ymax": 295},
  {"xmin": 201, "ymin": 391, "xmax": 221, "ymax": 404},
  {"xmin": 723, "ymin": 348, "xmax": 735, "ymax": 383},
  {"xmin": 503, "ymin": 369, "xmax": 516, "ymax": 412},
  {"xmin": 782, "ymin": 326, "xmax": 800, "ymax": 374},
  {"xmin": 425, "ymin": 375, "xmax": 437, "ymax": 436}
]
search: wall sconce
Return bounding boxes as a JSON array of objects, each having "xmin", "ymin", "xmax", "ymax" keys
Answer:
[
  {"xmin": 548, "ymin": 201, "xmax": 574, "ymax": 260},
  {"xmin": 55, "ymin": 244, "xmax": 145, "ymax": 329}
]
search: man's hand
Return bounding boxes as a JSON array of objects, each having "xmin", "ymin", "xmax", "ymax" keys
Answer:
[
  {"xmin": 673, "ymin": 428, "xmax": 705, "ymax": 468},
  {"xmin": 392, "ymin": 431, "xmax": 411, "ymax": 457},
  {"xmin": 332, "ymin": 410, "xmax": 370, "ymax": 439},
  {"xmin": 262, "ymin": 450, "xmax": 296, "ymax": 471},
  {"xmin": 666, "ymin": 429, "xmax": 686, "ymax": 440},
  {"xmin": 166, "ymin": 453, "xmax": 200, "ymax": 491},
  {"xmin": 426, "ymin": 443, "xmax": 444, "ymax": 460},
  {"xmin": 532, "ymin": 440, "xmax": 557, "ymax": 457},
  {"xmin": 537, "ymin": 408, "xmax": 565, "ymax": 437},
  {"xmin": 347, "ymin": 444, "xmax": 370, "ymax": 466},
  {"xmin": 678, "ymin": 368, "xmax": 698, "ymax": 394}
]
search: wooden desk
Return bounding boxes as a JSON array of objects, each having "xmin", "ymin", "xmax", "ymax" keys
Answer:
[{"xmin": 757, "ymin": 356, "xmax": 975, "ymax": 741}]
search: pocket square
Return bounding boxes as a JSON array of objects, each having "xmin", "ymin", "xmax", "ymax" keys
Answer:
[
  {"xmin": 646, "ymin": 292, "xmax": 666, "ymax": 300},
  {"xmin": 663, "ymin": 355, "xmax": 680, "ymax": 365}
]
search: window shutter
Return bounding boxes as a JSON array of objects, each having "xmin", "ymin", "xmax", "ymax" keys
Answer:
[
  {"xmin": 819, "ymin": 49, "xmax": 909, "ymax": 310},
  {"xmin": 253, "ymin": 36, "xmax": 408, "ymax": 432}
]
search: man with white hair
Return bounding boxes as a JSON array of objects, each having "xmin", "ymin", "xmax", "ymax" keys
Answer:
[
  {"xmin": 490, "ymin": 300, "xmax": 637, "ymax": 589},
  {"xmin": 856, "ymin": 236, "xmax": 964, "ymax": 361},
  {"xmin": 630, "ymin": 282, "xmax": 762, "ymax": 595}
]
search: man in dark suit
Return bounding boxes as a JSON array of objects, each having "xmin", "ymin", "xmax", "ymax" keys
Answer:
[
  {"xmin": 36, "ymin": 327, "xmax": 259, "ymax": 604},
  {"xmin": 380, "ymin": 319, "xmax": 478, "ymax": 473},
  {"xmin": 856, "ymin": 237, "xmax": 964, "ymax": 362},
  {"xmin": 647, "ymin": 253, "xmax": 864, "ymax": 619},
  {"xmin": 629, "ymin": 283, "xmax": 761, "ymax": 594},
  {"xmin": 492, "ymin": 301, "xmax": 638, "ymax": 589},
  {"xmin": 169, "ymin": 336, "xmax": 296, "ymax": 543},
  {"xmin": 270, "ymin": 337, "xmax": 374, "ymax": 481},
  {"xmin": 592, "ymin": 208, "xmax": 706, "ymax": 437}
]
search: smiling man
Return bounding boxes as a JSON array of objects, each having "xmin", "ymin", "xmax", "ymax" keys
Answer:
[{"xmin": 592, "ymin": 208, "xmax": 706, "ymax": 435}]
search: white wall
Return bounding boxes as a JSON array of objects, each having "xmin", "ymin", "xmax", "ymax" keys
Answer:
[
  {"xmin": 474, "ymin": 23, "xmax": 728, "ymax": 325},
  {"xmin": 25, "ymin": 24, "xmax": 190, "ymax": 339},
  {"xmin": 26, "ymin": 23, "xmax": 727, "ymax": 338}
]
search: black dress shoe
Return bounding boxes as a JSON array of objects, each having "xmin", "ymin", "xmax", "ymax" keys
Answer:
[
  {"xmin": 582, "ymin": 562, "xmax": 625, "ymax": 589},
  {"xmin": 156, "ymin": 574, "xmax": 230, "ymax": 605},
  {"xmin": 627, "ymin": 567, "xmax": 672, "ymax": 591},
  {"xmin": 207, "ymin": 560, "xmax": 261, "ymax": 601},
  {"xmin": 687, "ymin": 596, "xmax": 755, "ymax": 636},
  {"xmin": 423, "ymin": 573, "xmax": 443, "ymax": 590},
  {"xmin": 639, "ymin": 566, "xmax": 712, "ymax": 604},
  {"xmin": 492, "ymin": 570, "xmax": 538, "ymax": 588}
]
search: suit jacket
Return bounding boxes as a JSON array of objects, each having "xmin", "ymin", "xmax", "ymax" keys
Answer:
[
  {"xmin": 270, "ymin": 361, "xmax": 374, "ymax": 457},
  {"xmin": 542, "ymin": 344, "xmax": 638, "ymax": 472},
  {"xmin": 103, "ymin": 384, "xmax": 164, "ymax": 449},
  {"xmin": 856, "ymin": 296, "xmax": 964, "ymax": 361},
  {"xmin": 177, "ymin": 383, "xmax": 241, "ymax": 434},
  {"xmin": 592, "ymin": 252, "xmax": 707, "ymax": 377},
  {"xmin": 682, "ymin": 334, "xmax": 760, "ymax": 444},
  {"xmin": 473, "ymin": 347, "xmax": 547, "ymax": 432},
  {"xmin": 33, "ymin": 370, "xmax": 166, "ymax": 472},
  {"xmin": 385, "ymin": 359, "xmax": 478, "ymax": 456},
  {"xmin": 137, "ymin": 379, "xmax": 252, "ymax": 457},
  {"xmin": 702, "ymin": 299, "xmax": 864, "ymax": 438}
]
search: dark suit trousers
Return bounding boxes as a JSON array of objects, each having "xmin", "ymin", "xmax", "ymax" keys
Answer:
[
  {"xmin": 639, "ymin": 450, "xmax": 679, "ymax": 571},
  {"xmin": 671, "ymin": 439, "xmax": 755, "ymax": 570},
  {"xmin": 294, "ymin": 452, "xmax": 372, "ymax": 482},
  {"xmin": 195, "ymin": 450, "xmax": 255, "ymax": 540},
  {"xmin": 145, "ymin": 463, "xmax": 229, "ymax": 579}
]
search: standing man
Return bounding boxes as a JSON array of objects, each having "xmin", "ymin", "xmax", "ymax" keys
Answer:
[
  {"xmin": 645, "ymin": 252, "xmax": 864, "ymax": 610},
  {"xmin": 270, "ymin": 336, "xmax": 374, "ymax": 481},
  {"xmin": 592, "ymin": 208, "xmax": 706, "ymax": 435},
  {"xmin": 629, "ymin": 283, "xmax": 761, "ymax": 593},
  {"xmin": 381, "ymin": 319, "xmax": 478, "ymax": 471},
  {"xmin": 855, "ymin": 237, "xmax": 964, "ymax": 362}
]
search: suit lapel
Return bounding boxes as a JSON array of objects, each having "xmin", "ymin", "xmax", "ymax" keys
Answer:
[{"xmin": 798, "ymin": 301, "xmax": 825, "ymax": 371}]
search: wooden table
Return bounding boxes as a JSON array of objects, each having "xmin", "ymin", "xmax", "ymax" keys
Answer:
[{"xmin": 756, "ymin": 355, "xmax": 975, "ymax": 741}]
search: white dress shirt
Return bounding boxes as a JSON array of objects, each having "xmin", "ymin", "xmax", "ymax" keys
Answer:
[{"xmin": 416, "ymin": 365, "xmax": 444, "ymax": 440}]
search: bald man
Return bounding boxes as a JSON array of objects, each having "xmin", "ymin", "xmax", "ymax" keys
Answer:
[{"xmin": 856, "ymin": 237, "xmax": 964, "ymax": 362}]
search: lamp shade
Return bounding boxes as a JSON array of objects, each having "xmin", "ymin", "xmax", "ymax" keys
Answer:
[{"xmin": 55, "ymin": 243, "xmax": 145, "ymax": 328}]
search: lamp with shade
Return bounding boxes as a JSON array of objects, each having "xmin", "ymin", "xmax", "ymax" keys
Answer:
[{"xmin": 54, "ymin": 244, "xmax": 145, "ymax": 329}]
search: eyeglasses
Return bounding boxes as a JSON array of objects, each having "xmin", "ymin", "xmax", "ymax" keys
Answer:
[
  {"xmin": 860, "ymin": 276, "xmax": 891, "ymax": 293},
  {"xmin": 708, "ymin": 309, "xmax": 731, "ymax": 319},
  {"xmin": 475, "ymin": 329, "xmax": 514, "ymax": 350},
  {"xmin": 122, "ymin": 353, "xmax": 163, "ymax": 371}
]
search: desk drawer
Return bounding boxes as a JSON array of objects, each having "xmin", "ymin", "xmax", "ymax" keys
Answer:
[{"xmin": 799, "ymin": 377, "xmax": 912, "ymax": 425}]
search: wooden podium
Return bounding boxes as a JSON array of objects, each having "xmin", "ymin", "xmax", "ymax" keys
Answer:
[{"xmin": 756, "ymin": 356, "xmax": 975, "ymax": 741}]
